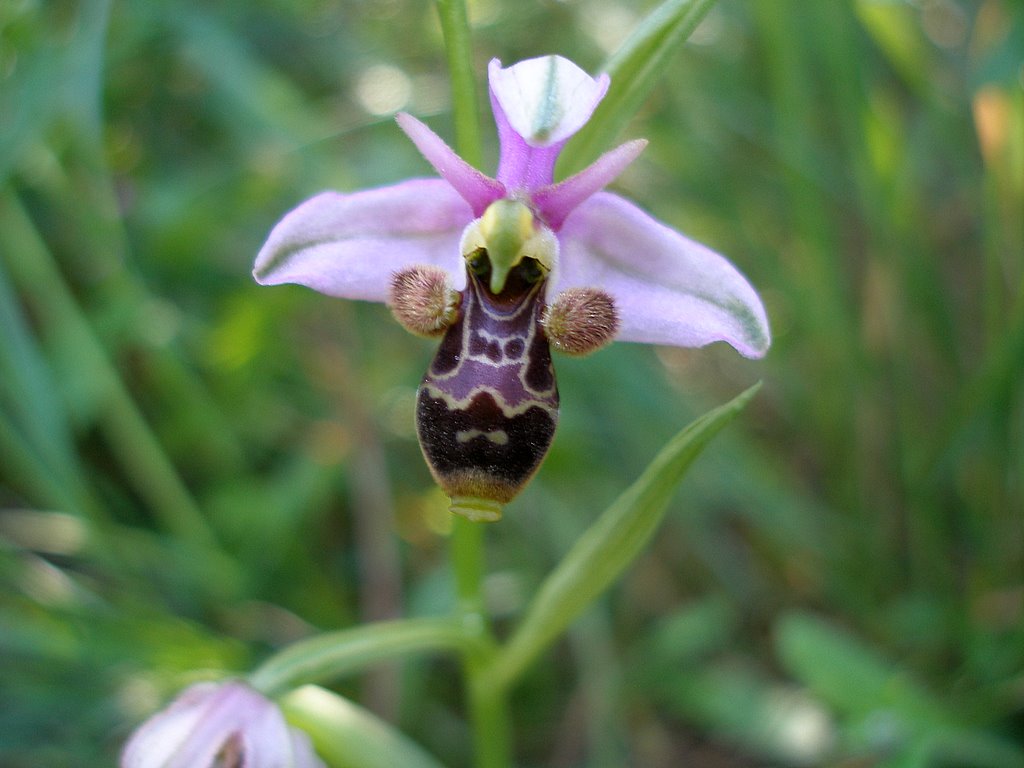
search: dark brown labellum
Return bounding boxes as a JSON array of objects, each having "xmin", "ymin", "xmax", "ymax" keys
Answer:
[{"xmin": 415, "ymin": 256, "xmax": 558, "ymax": 520}]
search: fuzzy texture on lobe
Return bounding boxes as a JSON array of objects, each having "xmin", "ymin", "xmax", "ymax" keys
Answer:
[
  {"xmin": 542, "ymin": 287, "xmax": 619, "ymax": 356},
  {"xmin": 388, "ymin": 265, "xmax": 460, "ymax": 336}
]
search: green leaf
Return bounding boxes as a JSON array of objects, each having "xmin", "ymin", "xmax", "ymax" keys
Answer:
[
  {"xmin": 629, "ymin": 595, "xmax": 737, "ymax": 683},
  {"xmin": 488, "ymin": 383, "xmax": 760, "ymax": 690},
  {"xmin": 0, "ymin": 192, "xmax": 213, "ymax": 547},
  {"xmin": 249, "ymin": 617, "xmax": 477, "ymax": 698},
  {"xmin": 0, "ymin": 256, "xmax": 82, "ymax": 498},
  {"xmin": 778, "ymin": 614, "xmax": 1024, "ymax": 767},
  {"xmin": 0, "ymin": 0, "xmax": 110, "ymax": 182},
  {"xmin": 853, "ymin": 0, "xmax": 931, "ymax": 93},
  {"xmin": 281, "ymin": 685, "xmax": 449, "ymax": 768},
  {"xmin": 649, "ymin": 659, "xmax": 836, "ymax": 764},
  {"xmin": 775, "ymin": 612, "xmax": 947, "ymax": 727},
  {"xmin": 558, "ymin": 0, "xmax": 718, "ymax": 177}
]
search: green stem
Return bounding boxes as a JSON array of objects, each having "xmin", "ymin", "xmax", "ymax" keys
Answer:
[
  {"xmin": 451, "ymin": 516, "xmax": 510, "ymax": 768},
  {"xmin": 466, "ymin": 676, "xmax": 511, "ymax": 768},
  {"xmin": 451, "ymin": 514, "xmax": 484, "ymax": 614},
  {"xmin": 434, "ymin": 0, "xmax": 483, "ymax": 169}
]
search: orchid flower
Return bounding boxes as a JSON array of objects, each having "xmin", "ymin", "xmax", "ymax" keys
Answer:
[
  {"xmin": 255, "ymin": 55, "xmax": 769, "ymax": 521},
  {"xmin": 120, "ymin": 680, "xmax": 324, "ymax": 768}
]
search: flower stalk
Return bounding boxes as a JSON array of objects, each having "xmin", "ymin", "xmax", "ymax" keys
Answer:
[
  {"xmin": 434, "ymin": 0, "xmax": 483, "ymax": 169},
  {"xmin": 438, "ymin": 1, "xmax": 514, "ymax": 756},
  {"xmin": 451, "ymin": 516, "xmax": 512, "ymax": 768}
]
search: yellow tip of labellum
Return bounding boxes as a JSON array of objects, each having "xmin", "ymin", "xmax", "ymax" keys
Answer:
[{"xmin": 449, "ymin": 496, "xmax": 504, "ymax": 522}]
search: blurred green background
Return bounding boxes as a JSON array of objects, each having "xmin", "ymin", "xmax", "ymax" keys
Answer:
[{"xmin": 2, "ymin": 0, "xmax": 1022, "ymax": 765}]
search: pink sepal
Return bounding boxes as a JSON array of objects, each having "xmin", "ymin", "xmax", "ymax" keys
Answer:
[
  {"xmin": 555, "ymin": 193, "xmax": 770, "ymax": 358},
  {"xmin": 254, "ymin": 179, "xmax": 470, "ymax": 301}
]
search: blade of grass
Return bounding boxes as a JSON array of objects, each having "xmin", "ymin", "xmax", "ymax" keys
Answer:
[
  {"xmin": 558, "ymin": 0, "xmax": 718, "ymax": 177},
  {"xmin": 169, "ymin": 7, "xmax": 337, "ymax": 146},
  {"xmin": 775, "ymin": 611, "xmax": 947, "ymax": 726},
  {"xmin": 0, "ymin": 255, "xmax": 81, "ymax": 487},
  {"xmin": 0, "ymin": 192, "xmax": 215, "ymax": 549},
  {"xmin": 0, "ymin": 409, "xmax": 84, "ymax": 516},
  {"xmin": 776, "ymin": 612, "xmax": 1024, "ymax": 767},
  {"xmin": 0, "ymin": 0, "xmax": 110, "ymax": 181}
]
